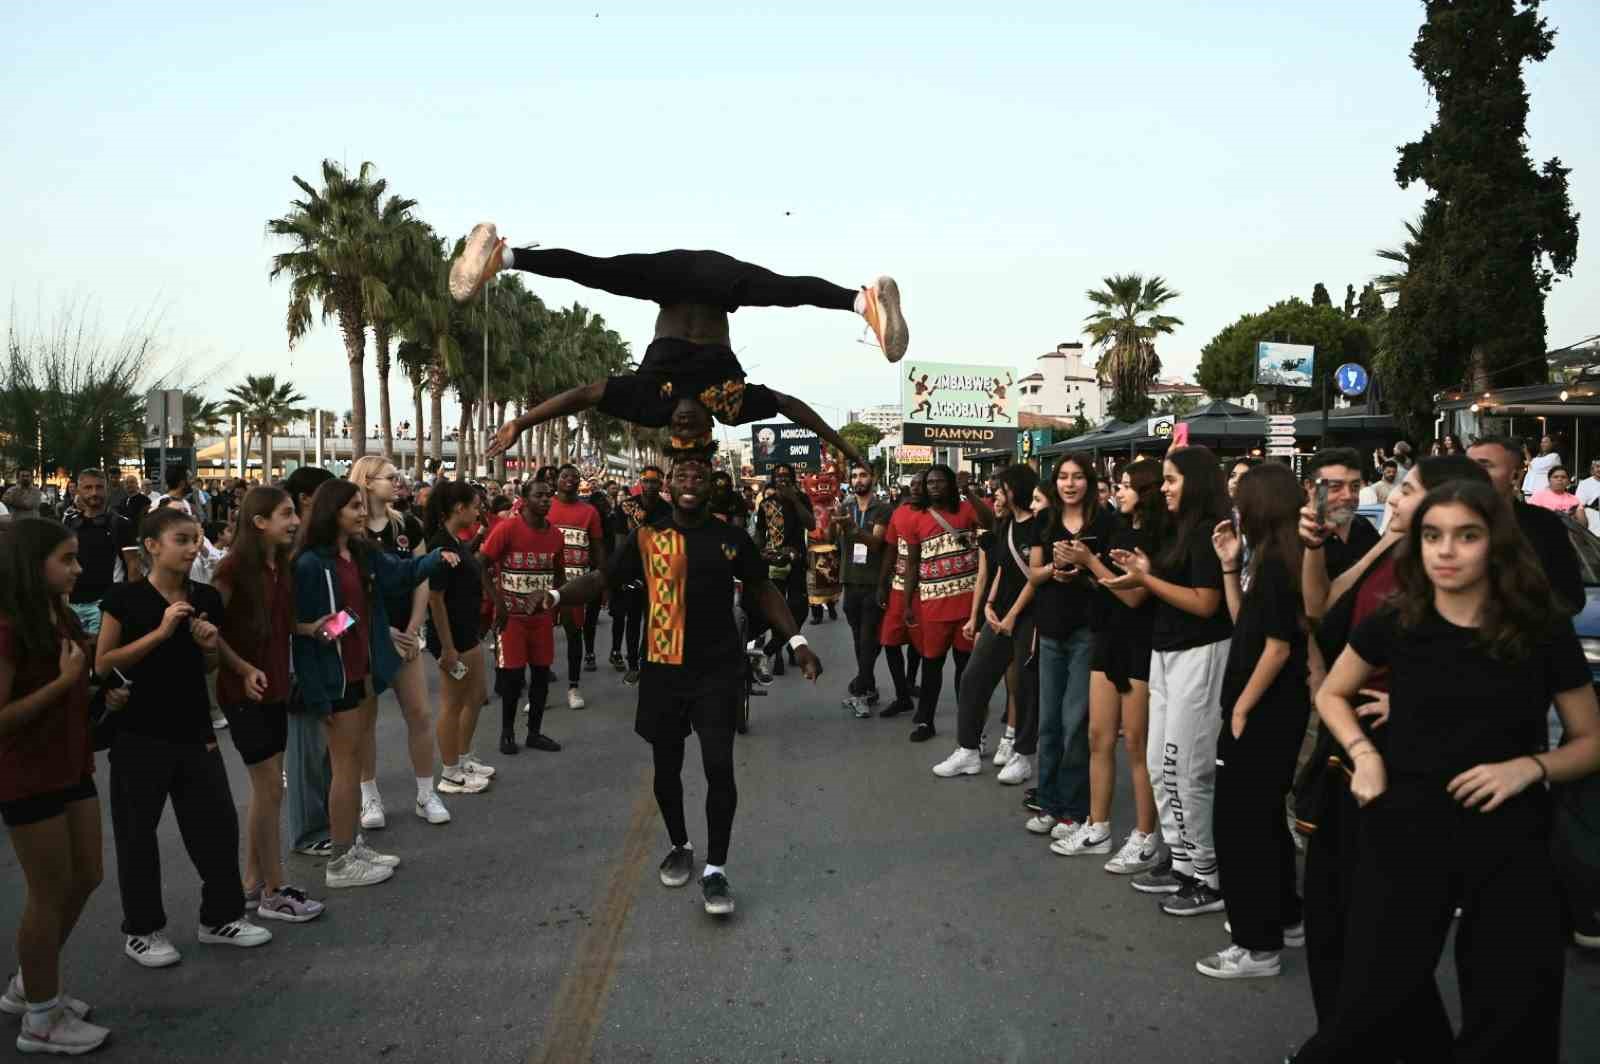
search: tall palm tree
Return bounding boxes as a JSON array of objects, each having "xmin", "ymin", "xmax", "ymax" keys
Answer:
[
  {"xmin": 1374, "ymin": 214, "xmax": 1427, "ymax": 297},
  {"xmin": 266, "ymin": 159, "xmax": 405, "ymax": 461},
  {"xmin": 367, "ymin": 202, "xmax": 429, "ymax": 463},
  {"xmin": 179, "ymin": 392, "xmax": 227, "ymax": 447},
  {"xmin": 222, "ymin": 374, "xmax": 306, "ymax": 478},
  {"xmin": 1083, "ymin": 273, "xmax": 1182, "ymax": 422}
]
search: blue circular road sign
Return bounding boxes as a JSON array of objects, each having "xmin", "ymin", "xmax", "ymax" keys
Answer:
[{"xmin": 1335, "ymin": 363, "xmax": 1369, "ymax": 397}]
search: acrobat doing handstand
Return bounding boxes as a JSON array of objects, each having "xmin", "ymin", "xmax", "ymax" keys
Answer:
[{"xmin": 450, "ymin": 223, "xmax": 908, "ymax": 464}]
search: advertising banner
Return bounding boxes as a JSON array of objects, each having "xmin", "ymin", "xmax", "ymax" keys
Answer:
[
  {"xmin": 750, "ymin": 423, "xmax": 822, "ymax": 473},
  {"xmin": 900, "ymin": 361, "xmax": 1018, "ymax": 449},
  {"xmin": 896, "ymin": 445, "xmax": 933, "ymax": 466},
  {"xmin": 1255, "ymin": 342, "xmax": 1316, "ymax": 389}
]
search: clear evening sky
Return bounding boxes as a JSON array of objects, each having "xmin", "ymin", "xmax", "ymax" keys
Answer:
[{"xmin": 4, "ymin": 2, "xmax": 1596, "ymax": 436}]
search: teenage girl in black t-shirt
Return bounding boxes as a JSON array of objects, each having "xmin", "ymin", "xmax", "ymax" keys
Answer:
[
  {"xmin": 1297, "ymin": 481, "xmax": 1600, "ymax": 1061},
  {"xmin": 424, "ymin": 481, "xmax": 491, "ymax": 797}
]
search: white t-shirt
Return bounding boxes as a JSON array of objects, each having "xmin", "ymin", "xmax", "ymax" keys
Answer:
[
  {"xmin": 1577, "ymin": 476, "xmax": 1600, "ymax": 509},
  {"xmin": 1522, "ymin": 452, "xmax": 1561, "ymax": 496}
]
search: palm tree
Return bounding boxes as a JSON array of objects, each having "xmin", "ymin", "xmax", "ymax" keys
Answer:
[
  {"xmin": 396, "ymin": 339, "xmax": 432, "ymax": 481},
  {"xmin": 1374, "ymin": 215, "xmax": 1427, "ymax": 298},
  {"xmin": 266, "ymin": 159, "xmax": 406, "ymax": 461},
  {"xmin": 1083, "ymin": 273, "xmax": 1182, "ymax": 423},
  {"xmin": 223, "ymin": 374, "xmax": 306, "ymax": 478},
  {"xmin": 367, "ymin": 202, "xmax": 429, "ymax": 463}
]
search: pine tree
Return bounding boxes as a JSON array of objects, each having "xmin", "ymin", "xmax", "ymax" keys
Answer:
[{"xmin": 1311, "ymin": 282, "xmax": 1332, "ymax": 308}]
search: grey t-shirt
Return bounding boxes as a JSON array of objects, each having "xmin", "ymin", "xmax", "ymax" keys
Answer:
[{"xmin": 838, "ymin": 496, "xmax": 893, "ymax": 587}]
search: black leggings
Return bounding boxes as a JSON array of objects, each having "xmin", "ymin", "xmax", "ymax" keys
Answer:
[
  {"xmin": 652, "ymin": 730, "xmax": 738, "ymax": 867},
  {"xmin": 582, "ymin": 603, "xmax": 599, "ymax": 657},
  {"xmin": 913, "ymin": 648, "xmax": 971, "ymax": 729},
  {"xmin": 611, "ymin": 587, "xmax": 644, "ymax": 668},
  {"xmin": 497, "ymin": 666, "xmax": 552, "ymax": 737},
  {"xmin": 511, "ymin": 248, "xmax": 857, "ymax": 314},
  {"xmin": 563, "ymin": 615, "xmax": 584, "ymax": 686}
]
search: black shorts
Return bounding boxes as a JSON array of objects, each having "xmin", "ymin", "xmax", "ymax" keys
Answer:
[
  {"xmin": 427, "ymin": 625, "xmax": 481, "ymax": 659},
  {"xmin": 1092, "ymin": 629, "xmax": 1151, "ymax": 693},
  {"xmin": 1, "ymin": 775, "xmax": 98, "ymax": 828},
  {"xmin": 634, "ymin": 666, "xmax": 742, "ymax": 744},
  {"xmin": 329, "ymin": 679, "xmax": 370, "ymax": 715},
  {"xmin": 221, "ymin": 701, "xmax": 289, "ymax": 765},
  {"xmin": 597, "ymin": 338, "xmax": 780, "ymax": 429}
]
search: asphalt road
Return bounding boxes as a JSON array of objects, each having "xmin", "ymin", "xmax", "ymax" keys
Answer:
[{"xmin": 1, "ymin": 610, "xmax": 1596, "ymax": 1063}]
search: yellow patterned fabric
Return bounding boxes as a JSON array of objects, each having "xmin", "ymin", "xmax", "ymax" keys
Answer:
[{"xmin": 639, "ymin": 526, "xmax": 687, "ymax": 665}]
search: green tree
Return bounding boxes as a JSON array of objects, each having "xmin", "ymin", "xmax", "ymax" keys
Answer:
[
  {"xmin": 223, "ymin": 374, "xmax": 306, "ymax": 477},
  {"xmin": 1083, "ymin": 273, "xmax": 1181, "ymax": 423},
  {"xmin": 1377, "ymin": 0, "xmax": 1579, "ymax": 436},
  {"xmin": 839, "ymin": 421, "xmax": 884, "ymax": 462},
  {"xmin": 366, "ymin": 197, "xmax": 429, "ymax": 463},
  {"xmin": 1311, "ymin": 282, "xmax": 1332, "ymax": 308},
  {"xmin": 1156, "ymin": 391, "xmax": 1200, "ymax": 417},
  {"xmin": 267, "ymin": 159, "xmax": 410, "ymax": 461},
  {"xmin": 178, "ymin": 392, "xmax": 227, "ymax": 448},
  {"xmin": 1196, "ymin": 298, "xmax": 1376, "ymax": 412}
]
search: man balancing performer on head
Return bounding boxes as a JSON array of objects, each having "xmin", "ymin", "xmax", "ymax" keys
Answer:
[
  {"xmin": 534, "ymin": 451, "xmax": 821, "ymax": 917},
  {"xmin": 454, "ymin": 224, "xmax": 907, "ymax": 466}
]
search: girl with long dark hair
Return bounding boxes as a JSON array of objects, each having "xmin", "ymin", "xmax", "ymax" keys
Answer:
[
  {"xmin": 348, "ymin": 457, "xmax": 450, "ymax": 829},
  {"xmin": 213, "ymin": 487, "xmax": 324, "ymax": 923},
  {"xmin": 1197, "ymin": 462, "xmax": 1307, "ymax": 979},
  {"xmin": 422, "ymin": 480, "xmax": 492, "ymax": 796},
  {"xmin": 1102, "ymin": 445, "xmax": 1232, "ymax": 913},
  {"xmin": 292, "ymin": 481, "xmax": 458, "ymax": 890},
  {"xmin": 1297, "ymin": 480, "xmax": 1600, "ymax": 1060},
  {"xmin": 100, "ymin": 506, "xmax": 272, "ymax": 968},
  {"xmin": 1053, "ymin": 459, "xmax": 1164, "ymax": 870},
  {"xmin": 932, "ymin": 464, "xmax": 1039, "ymax": 780},
  {"xmin": 0, "ymin": 519, "xmax": 109, "ymax": 1053}
]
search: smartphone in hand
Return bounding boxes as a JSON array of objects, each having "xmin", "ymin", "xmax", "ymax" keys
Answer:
[{"xmin": 320, "ymin": 610, "xmax": 359, "ymax": 640}]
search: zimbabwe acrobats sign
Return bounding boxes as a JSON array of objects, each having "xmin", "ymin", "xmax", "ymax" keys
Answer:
[{"xmin": 900, "ymin": 361, "xmax": 1018, "ymax": 449}]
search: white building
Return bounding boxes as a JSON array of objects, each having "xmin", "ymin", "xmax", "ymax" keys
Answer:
[
  {"xmin": 847, "ymin": 403, "xmax": 903, "ymax": 437},
  {"xmin": 1017, "ymin": 342, "xmax": 1104, "ymax": 423}
]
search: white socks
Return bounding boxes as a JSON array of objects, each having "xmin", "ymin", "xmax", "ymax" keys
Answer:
[
  {"xmin": 702, "ymin": 863, "xmax": 725, "ymax": 880},
  {"xmin": 852, "ymin": 289, "xmax": 868, "ymax": 316},
  {"xmin": 416, "ymin": 776, "xmax": 434, "ymax": 801},
  {"xmin": 500, "ymin": 246, "xmax": 516, "ymax": 269},
  {"xmin": 443, "ymin": 761, "xmax": 462, "ymax": 779},
  {"xmin": 24, "ymin": 997, "xmax": 59, "ymax": 1032},
  {"xmin": 360, "ymin": 780, "xmax": 380, "ymax": 803}
]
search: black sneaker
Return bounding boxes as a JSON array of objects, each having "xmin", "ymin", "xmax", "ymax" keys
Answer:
[
  {"xmin": 623, "ymin": 669, "xmax": 640, "ymax": 686},
  {"xmin": 1161, "ymin": 878, "xmax": 1225, "ymax": 916},
  {"xmin": 584, "ymin": 653, "xmax": 598, "ymax": 672},
  {"xmin": 1022, "ymin": 788, "xmax": 1043, "ymax": 814},
  {"xmin": 862, "ymin": 689, "xmax": 880, "ymax": 707},
  {"xmin": 658, "ymin": 846, "xmax": 694, "ymax": 888},
  {"xmin": 525, "ymin": 733, "xmax": 562, "ymax": 752},
  {"xmin": 878, "ymin": 697, "xmax": 912, "ymax": 718},
  {"xmin": 771, "ymin": 655, "xmax": 786, "ymax": 677},
  {"xmin": 609, "ymin": 651, "xmax": 626, "ymax": 671},
  {"xmin": 702, "ymin": 872, "xmax": 735, "ymax": 915},
  {"xmin": 909, "ymin": 722, "xmax": 936, "ymax": 743},
  {"xmin": 499, "ymin": 732, "xmax": 520, "ymax": 756},
  {"xmin": 826, "ymin": 603, "xmax": 838, "ymax": 620}
]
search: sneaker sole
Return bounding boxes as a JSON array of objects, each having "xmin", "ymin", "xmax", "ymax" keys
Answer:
[
  {"xmin": 1052, "ymin": 840, "xmax": 1112, "ymax": 856},
  {"xmin": 16, "ymin": 1032, "xmax": 108, "ymax": 1055},
  {"xmin": 415, "ymin": 805, "xmax": 452, "ymax": 825},
  {"xmin": 359, "ymin": 817, "xmax": 386, "ymax": 831},
  {"xmin": 450, "ymin": 223, "xmax": 501, "ymax": 302},
  {"xmin": 996, "ymin": 772, "xmax": 1031, "ymax": 786},
  {"xmin": 703, "ymin": 899, "xmax": 735, "ymax": 916},
  {"xmin": 873, "ymin": 276, "xmax": 908, "ymax": 363},
  {"xmin": 255, "ymin": 905, "xmax": 324, "ymax": 924},
  {"xmin": 1131, "ymin": 879, "xmax": 1182, "ymax": 895},
  {"xmin": 1105, "ymin": 854, "xmax": 1161, "ymax": 875},
  {"xmin": 660, "ymin": 873, "xmax": 691, "ymax": 888},
  {"xmin": 123, "ymin": 944, "xmax": 180, "ymax": 969},
  {"xmin": 325, "ymin": 868, "xmax": 395, "ymax": 889},
  {"xmin": 197, "ymin": 931, "xmax": 273, "ymax": 947},
  {"xmin": 1195, "ymin": 959, "xmax": 1280, "ymax": 980},
  {"xmin": 1162, "ymin": 900, "xmax": 1227, "ymax": 917}
]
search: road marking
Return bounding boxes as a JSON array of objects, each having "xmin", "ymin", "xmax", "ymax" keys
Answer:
[{"xmin": 530, "ymin": 769, "xmax": 656, "ymax": 1064}]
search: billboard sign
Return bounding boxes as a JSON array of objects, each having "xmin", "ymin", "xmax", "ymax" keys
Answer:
[
  {"xmin": 750, "ymin": 423, "xmax": 822, "ymax": 473},
  {"xmin": 1255, "ymin": 342, "xmax": 1315, "ymax": 389},
  {"xmin": 896, "ymin": 445, "xmax": 933, "ymax": 467},
  {"xmin": 901, "ymin": 361, "xmax": 1018, "ymax": 449}
]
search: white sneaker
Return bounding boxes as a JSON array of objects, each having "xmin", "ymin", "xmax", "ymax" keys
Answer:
[
  {"xmin": 0, "ymin": 974, "xmax": 89, "ymax": 1020},
  {"xmin": 1025, "ymin": 814, "xmax": 1071, "ymax": 836},
  {"xmin": 210, "ymin": 709, "xmax": 228, "ymax": 730},
  {"xmin": 1196, "ymin": 944, "xmax": 1281, "ymax": 980},
  {"xmin": 992, "ymin": 735, "xmax": 1015, "ymax": 767},
  {"xmin": 1049, "ymin": 818, "xmax": 1083, "ymax": 842},
  {"xmin": 198, "ymin": 917, "xmax": 272, "ymax": 948},
  {"xmin": 567, "ymin": 687, "xmax": 586, "ymax": 710},
  {"xmin": 324, "ymin": 853, "xmax": 394, "ymax": 889},
  {"xmin": 353, "ymin": 835, "xmax": 400, "ymax": 868},
  {"xmin": 1052, "ymin": 820, "xmax": 1111, "ymax": 855},
  {"xmin": 931, "ymin": 747, "xmax": 982, "ymax": 778},
  {"xmin": 462, "ymin": 753, "xmax": 497, "ymax": 778},
  {"xmin": 124, "ymin": 931, "xmax": 181, "ymax": 968},
  {"xmin": 415, "ymin": 792, "xmax": 452, "ymax": 825},
  {"xmin": 1224, "ymin": 919, "xmax": 1305, "ymax": 948},
  {"xmin": 16, "ymin": 1007, "xmax": 109, "ymax": 1055},
  {"xmin": 996, "ymin": 753, "xmax": 1033, "ymax": 785},
  {"xmin": 1104, "ymin": 830, "xmax": 1162, "ymax": 875},
  {"xmin": 359, "ymin": 794, "xmax": 386, "ymax": 830},
  {"xmin": 438, "ymin": 771, "xmax": 490, "ymax": 795}
]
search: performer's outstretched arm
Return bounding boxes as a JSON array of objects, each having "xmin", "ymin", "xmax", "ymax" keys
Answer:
[
  {"xmin": 772, "ymin": 390, "xmax": 865, "ymax": 469},
  {"xmin": 486, "ymin": 380, "xmax": 605, "ymax": 458}
]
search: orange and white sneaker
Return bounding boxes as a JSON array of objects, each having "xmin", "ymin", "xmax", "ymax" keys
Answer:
[
  {"xmin": 450, "ymin": 222, "xmax": 507, "ymax": 303},
  {"xmin": 859, "ymin": 276, "xmax": 908, "ymax": 363}
]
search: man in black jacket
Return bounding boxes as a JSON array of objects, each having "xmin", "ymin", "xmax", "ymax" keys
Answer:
[{"xmin": 1468, "ymin": 436, "xmax": 1583, "ymax": 615}]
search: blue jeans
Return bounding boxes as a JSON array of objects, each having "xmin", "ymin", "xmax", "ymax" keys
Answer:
[{"xmin": 1037, "ymin": 630, "xmax": 1094, "ymax": 821}]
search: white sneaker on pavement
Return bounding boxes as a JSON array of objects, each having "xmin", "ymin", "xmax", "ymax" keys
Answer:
[
  {"xmin": 352, "ymin": 835, "xmax": 400, "ymax": 868},
  {"xmin": 567, "ymin": 687, "xmax": 586, "ymax": 710},
  {"xmin": 462, "ymin": 753, "xmax": 496, "ymax": 778},
  {"xmin": 996, "ymin": 752, "xmax": 1033, "ymax": 785},
  {"xmin": 1049, "ymin": 818, "xmax": 1083, "ymax": 842},
  {"xmin": 1025, "ymin": 814, "xmax": 1072, "ymax": 836},
  {"xmin": 1104, "ymin": 830, "xmax": 1162, "ymax": 874},
  {"xmin": 438, "ymin": 771, "xmax": 490, "ymax": 795},
  {"xmin": 1196, "ymin": 944, "xmax": 1281, "ymax": 980},
  {"xmin": 359, "ymin": 795, "xmax": 386, "ymax": 830},
  {"xmin": 1, "ymin": 974, "xmax": 89, "ymax": 1020},
  {"xmin": 415, "ymin": 792, "xmax": 452, "ymax": 824},
  {"xmin": 992, "ymin": 735, "xmax": 1014, "ymax": 767},
  {"xmin": 324, "ymin": 853, "xmax": 394, "ymax": 889},
  {"xmin": 16, "ymin": 1007, "xmax": 109, "ymax": 1055},
  {"xmin": 197, "ymin": 917, "xmax": 272, "ymax": 948},
  {"xmin": 932, "ymin": 747, "xmax": 982, "ymax": 778},
  {"xmin": 1051, "ymin": 820, "xmax": 1111, "ymax": 855},
  {"xmin": 123, "ymin": 931, "xmax": 180, "ymax": 968}
]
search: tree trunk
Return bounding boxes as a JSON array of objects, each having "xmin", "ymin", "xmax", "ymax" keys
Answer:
[
  {"xmin": 457, "ymin": 400, "xmax": 474, "ymax": 480},
  {"xmin": 262, "ymin": 421, "xmax": 274, "ymax": 481},
  {"xmin": 374, "ymin": 321, "xmax": 395, "ymax": 462},
  {"xmin": 412, "ymin": 385, "xmax": 426, "ymax": 481},
  {"xmin": 429, "ymin": 355, "xmax": 446, "ymax": 472},
  {"xmin": 558, "ymin": 419, "xmax": 570, "ymax": 463},
  {"xmin": 493, "ymin": 400, "xmax": 509, "ymax": 482},
  {"xmin": 337, "ymin": 299, "xmax": 368, "ymax": 460},
  {"xmin": 515, "ymin": 402, "xmax": 527, "ymax": 478}
]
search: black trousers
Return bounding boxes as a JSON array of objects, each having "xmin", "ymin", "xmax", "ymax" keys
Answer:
[
  {"xmin": 511, "ymin": 248, "xmax": 857, "ymax": 314},
  {"xmin": 562, "ymin": 614, "xmax": 584, "ymax": 685},
  {"xmin": 884, "ymin": 644, "xmax": 919, "ymax": 702},
  {"xmin": 765, "ymin": 564, "xmax": 809, "ymax": 660},
  {"xmin": 956, "ymin": 616, "xmax": 1037, "ymax": 752},
  {"xmin": 653, "ymin": 729, "xmax": 737, "ymax": 866},
  {"xmin": 610, "ymin": 586, "xmax": 644, "ymax": 668},
  {"xmin": 913, "ymin": 647, "xmax": 970, "ymax": 729},
  {"xmin": 1214, "ymin": 698, "xmax": 1308, "ymax": 951},
  {"xmin": 109, "ymin": 730, "xmax": 245, "ymax": 935},
  {"xmin": 1293, "ymin": 788, "xmax": 1565, "ymax": 1063},
  {"xmin": 582, "ymin": 602, "xmax": 600, "ymax": 656},
  {"xmin": 498, "ymin": 666, "xmax": 552, "ymax": 737},
  {"xmin": 841, "ymin": 586, "xmax": 884, "ymax": 696}
]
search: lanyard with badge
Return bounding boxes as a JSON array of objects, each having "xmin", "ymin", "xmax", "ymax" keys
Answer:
[{"xmin": 848, "ymin": 500, "xmax": 871, "ymax": 566}]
